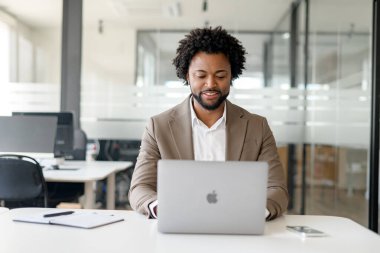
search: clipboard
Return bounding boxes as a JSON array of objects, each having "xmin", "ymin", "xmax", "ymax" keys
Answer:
[{"xmin": 13, "ymin": 210, "xmax": 124, "ymax": 229}]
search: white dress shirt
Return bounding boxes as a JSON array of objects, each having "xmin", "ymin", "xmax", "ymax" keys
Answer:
[{"xmin": 190, "ymin": 100, "xmax": 226, "ymax": 161}]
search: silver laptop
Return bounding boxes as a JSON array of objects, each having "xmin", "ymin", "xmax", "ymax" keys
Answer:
[
  {"xmin": 0, "ymin": 116, "xmax": 57, "ymax": 158},
  {"xmin": 157, "ymin": 160, "xmax": 268, "ymax": 235}
]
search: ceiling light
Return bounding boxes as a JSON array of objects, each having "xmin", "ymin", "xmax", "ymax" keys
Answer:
[{"xmin": 203, "ymin": 0, "xmax": 208, "ymax": 12}]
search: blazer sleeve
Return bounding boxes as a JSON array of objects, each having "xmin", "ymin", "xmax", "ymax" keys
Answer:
[
  {"xmin": 128, "ymin": 118, "xmax": 160, "ymax": 217},
  {"xmin": 258, "ymin": 118, "xmax": 289, "ymax": 220}
]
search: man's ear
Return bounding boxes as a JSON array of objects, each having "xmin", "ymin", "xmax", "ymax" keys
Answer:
[{"xmin": 186, "ymin": 73, "xmax": 190, "ymax": 85}]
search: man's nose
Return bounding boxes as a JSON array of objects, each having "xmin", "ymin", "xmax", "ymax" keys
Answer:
[{"xmin": 204, "ymin": 76, "xmax": 217, "ymax": 88}]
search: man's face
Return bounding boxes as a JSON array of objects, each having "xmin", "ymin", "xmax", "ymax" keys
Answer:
[{"xmin": 187, "ymin": 52, "xmax": 231, "ymax": 111}]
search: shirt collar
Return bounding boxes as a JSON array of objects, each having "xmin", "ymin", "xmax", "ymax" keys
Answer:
[{"xmin": 190, "ymin": 96, "xmax": 227, "ymax": 129}]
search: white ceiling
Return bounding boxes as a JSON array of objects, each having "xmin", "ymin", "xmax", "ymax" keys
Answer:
[
  {"xmin": 0, "ymin": 0, "xmax": 372, "ymax": 32},
  {"xmin": 0, "ymin": 0, "xmax": 294, "ymax": 30},
  {"xmin": 0, "ymin": 0, "xmax": 62, "ymax": 27},
  {"xmin": 87, "ymin": 0, "xmax": 295, "ymax": 30}
]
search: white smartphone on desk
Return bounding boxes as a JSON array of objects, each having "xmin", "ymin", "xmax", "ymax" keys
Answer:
[{"xmin": 286, "ymin": 226, "xmax": 328, "ymax": 237}]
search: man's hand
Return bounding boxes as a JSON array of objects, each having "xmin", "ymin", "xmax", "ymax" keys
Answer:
[{"xmin": 148, "ymin": 200, "xmax": 158, "ymax": 219}]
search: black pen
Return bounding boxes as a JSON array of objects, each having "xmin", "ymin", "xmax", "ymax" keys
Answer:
[{"xmin": 43, "ymin": 211, "xmax": 74, "ymax": 218}]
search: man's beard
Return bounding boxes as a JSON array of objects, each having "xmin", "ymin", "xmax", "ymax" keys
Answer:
[{"xmin": 192, "ymin": 89, "xmax": 229, "ymax": 111}]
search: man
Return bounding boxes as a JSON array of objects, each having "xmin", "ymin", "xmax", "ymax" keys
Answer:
[{"xmin": 129, "ymin": 26, "xmax": 288, "ymax": 220}]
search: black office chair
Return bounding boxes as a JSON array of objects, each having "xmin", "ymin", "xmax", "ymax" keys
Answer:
[
  {"xmin": 72, "ymin": 128, "xmax": 88, "ymax": 160},
  {"xmin": 0, "ymin": 154, "xmax": 48, "ymax": 208},
  {"xmin": 47, "ymin": 129, "xmax": 87, "ymax": 207}
]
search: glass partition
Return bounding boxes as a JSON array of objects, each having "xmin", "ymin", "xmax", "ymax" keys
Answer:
[
  {"xmin": 270, "ymin": 13, "xmax": 291, "ymax": 88},
  {"xmin": 300, "ymin": 0, "xmax": 372, "ymax": 227}
]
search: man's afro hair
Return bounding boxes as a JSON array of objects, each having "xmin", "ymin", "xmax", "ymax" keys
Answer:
[{"xmin": 172, "ymin": 26, "xmax": 246, "ymax": 84}]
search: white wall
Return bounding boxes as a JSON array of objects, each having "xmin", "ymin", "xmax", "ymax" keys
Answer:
[
  {"xmin": 32, "ymin": 27, "xmax": 61, "ymax": 84},
  {"xmin": 0, "ymin": 8, "xmax": 61, "ymax": 85}
]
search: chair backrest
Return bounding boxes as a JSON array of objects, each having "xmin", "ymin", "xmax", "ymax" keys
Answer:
[
  {"xmin": 0, "ymin": 154, "xmax": 47, "ymax": 207},
  {"xmin": 72, "ymin": 129, "xmax": 87, "ymax": 161}
]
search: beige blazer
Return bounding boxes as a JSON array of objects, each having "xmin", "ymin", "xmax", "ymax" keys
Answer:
[{"xmin": 128, "ymin": 95, "xmax": 288, "ymax": 220}]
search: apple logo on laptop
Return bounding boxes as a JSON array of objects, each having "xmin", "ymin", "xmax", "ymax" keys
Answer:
[{"xmin": 207, "ymin": 190, "xmax": 218, "ymax": 204}]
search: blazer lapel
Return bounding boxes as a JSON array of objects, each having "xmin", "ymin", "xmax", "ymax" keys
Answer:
[
  {"xmin": 226, "ymin": 100, "xmax": 248, "ymax": 161},
  {"xmin": 168, "ymin": 96, "xmax": 194, "ymax": 160}
]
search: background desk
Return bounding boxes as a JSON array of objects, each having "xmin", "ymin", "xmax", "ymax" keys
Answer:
[
  {"xmin": 1, "ymin": 208, "xmax": 379, "ymax": 253},
  {"xmin": 43, "ymin": 161, "xmax": 132, "ymax": 209}
]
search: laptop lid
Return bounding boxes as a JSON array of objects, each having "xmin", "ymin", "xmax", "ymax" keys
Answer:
[
  {"xmin": 0, "ymin": 116, "xmax": 57, "ymax": 158},
  {"xmin": 157, "ymin": 160, "xmax": 268, "ymax": 235}
]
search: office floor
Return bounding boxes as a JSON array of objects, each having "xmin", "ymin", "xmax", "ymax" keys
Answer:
[{"xmin": 289, "ymin": 186, "xmax": 380, "ymax": 231}]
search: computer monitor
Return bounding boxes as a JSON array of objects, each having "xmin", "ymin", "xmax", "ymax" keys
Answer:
[
  {"xmin": 0, "ymin": 116, "xmax": 57, "ymax": 159},
  {"xmin": 12, "ymin": 112, "xmax": 74, "ymax": 158}
]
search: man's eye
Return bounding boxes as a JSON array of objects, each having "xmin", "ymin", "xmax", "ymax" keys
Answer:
[
  {"xmin": 216, "ymin": 75, "xmax": 226, "ymax": 79},
  {"xmin": 196, "ymin": 75, "xmax": 206, "ymax": 78}
]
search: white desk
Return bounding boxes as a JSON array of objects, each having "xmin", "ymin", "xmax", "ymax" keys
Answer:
[
  {"xmin": 1, "ymin": 208, "xmax": 379, "ymax": 253},
  {"xmin": 43, "ymin": 161, "xmax": 133, "ymax": 209},
  {"xmin": 0, "ymin": 207, "xmax": 8, "ymax": 215}
]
